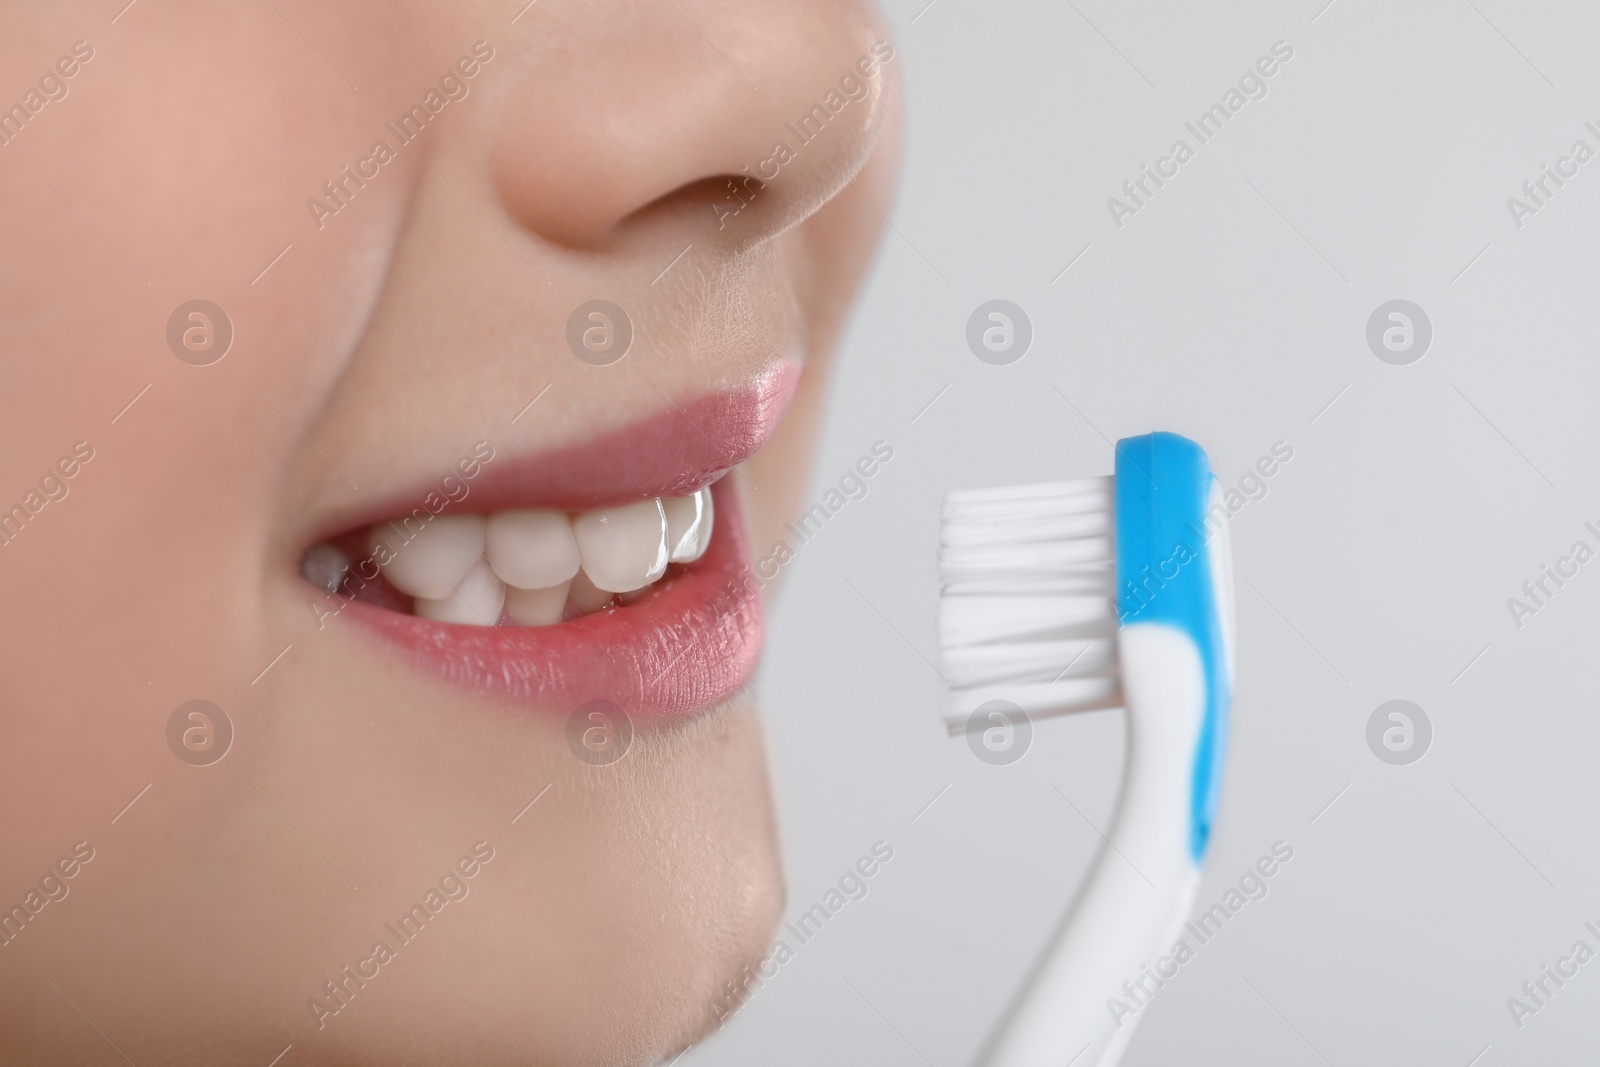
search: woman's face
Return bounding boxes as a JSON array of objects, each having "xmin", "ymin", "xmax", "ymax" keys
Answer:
[{"xmin": 0, "ymin": 1, "xmax": 897, "ymax": 1062}]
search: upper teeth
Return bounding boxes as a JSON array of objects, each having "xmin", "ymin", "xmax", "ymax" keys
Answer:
[
  {"xmin": 663, "ymin": 490, "xmax": 713, "ymax": 562},
  {"xmin": 571, "ymin": 498, "xmax": 669, "ymax": 594},
  {"xmin": 486, "ymin": 508, "xmax": 581, "ymax": 590},
  {"xmin": 329, "ymin": 486, "xmax": 713, "ymax": 627},
  {"xmin": 371, "ymin": 514, "xmax": 487, "ymax": 601}
]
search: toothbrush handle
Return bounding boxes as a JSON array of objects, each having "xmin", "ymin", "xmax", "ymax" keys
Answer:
[{"xmin": 976, "ymin": 626, "xmax": 1205, "ymax": 1067}]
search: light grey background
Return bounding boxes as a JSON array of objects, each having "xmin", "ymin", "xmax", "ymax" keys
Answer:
[{"xmin": 687, "ymin": 1, "xmax": 1600, "ymax": 1064}]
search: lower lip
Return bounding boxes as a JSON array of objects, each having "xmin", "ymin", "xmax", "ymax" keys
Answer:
[{"xmin": 342, "ymin": 479, "xmax": 762, "ymax": 720}]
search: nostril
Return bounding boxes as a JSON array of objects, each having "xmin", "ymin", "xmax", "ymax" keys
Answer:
[
  {"xmin": 621, "ymin": 174, "xmax": 774, "ymax": 243},
  {"xmin": 703, "ymin": 174, "xmax": 769, "ymax": 232},
  {"xmin": 507, "ymin": 172, "xmax": 783, "ymax": 252}
]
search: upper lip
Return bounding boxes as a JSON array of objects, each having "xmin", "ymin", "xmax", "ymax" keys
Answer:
[{"xmin": 305, "ymin": 361, "xmax": 799, "ymax": 546}]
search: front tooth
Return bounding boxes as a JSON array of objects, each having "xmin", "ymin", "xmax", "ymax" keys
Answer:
[
  {"xmin": 414, "ymin": 559, "xmax": 506, "ymax": 626},
  {"xmin": 372, "ymin": 514, "xmax": 486, "ymax": 600},
  {"xmin": 505, "ymin": 582, "xmax": 570, "ymax": 627},
  {"xmin": 572, "ymin": 499, "xmax": 668, "ymax": 593},
  {"xmin": 663, "ymin": 486, "xmax": 714, "ymax": 563},
  {"xmin": 486, "ymin": 509, "xmax": 581, "ymax": 590}
]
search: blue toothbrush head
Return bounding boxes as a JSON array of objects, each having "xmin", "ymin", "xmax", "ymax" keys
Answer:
[{"xmin": 1113, "ymin": 432, "xmax": 1235, "ymax": 861}]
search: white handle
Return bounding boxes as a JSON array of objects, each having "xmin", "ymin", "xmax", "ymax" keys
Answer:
[{"xmin": 976, "ymin": 624, "xmax": 1206, "ymax": 1067}]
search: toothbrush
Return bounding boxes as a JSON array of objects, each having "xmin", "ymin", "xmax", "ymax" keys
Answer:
[{"xmin": 938, "ymin": 431, "xmax": 1236, "ymax": 1067}]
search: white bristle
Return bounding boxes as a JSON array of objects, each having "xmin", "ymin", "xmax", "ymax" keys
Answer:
[
  {"xmin": 938, "ymin": 475, "xmax": 1121, "ymax": 731},
  {"xmin": 943, "ymin": 475, "xmax": 1112, "ymax": 507}
]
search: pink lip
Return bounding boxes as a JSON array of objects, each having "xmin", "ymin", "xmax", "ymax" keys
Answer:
[
  {"xmin": 329, "ymin": 365, "xmax": 797, "ymax": 720},
  {"xmin": 320, "ymin": 363, "xmax": 800, "ymax": 540},
  {"xmin": 465, "ymin": 366, "xmax": 799, "ymax": 511}
]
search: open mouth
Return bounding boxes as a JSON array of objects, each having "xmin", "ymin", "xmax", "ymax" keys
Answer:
[
  {"xmin": 305, "ymin": 484, "xmax": 717, "ymax": 627},
  {"xmin": 298, "ymin": 369, "xmax": 796, "ymax": 720}
]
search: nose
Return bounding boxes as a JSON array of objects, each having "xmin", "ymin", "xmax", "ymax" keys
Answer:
[{"xmin": 487, "ymin": 0, "xmax": 894, "ymax": 248}]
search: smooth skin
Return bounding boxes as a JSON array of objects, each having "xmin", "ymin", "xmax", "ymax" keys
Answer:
[{"xmin": 0, "ymin": 2, "xmax": 899, "ymax": 1064}]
